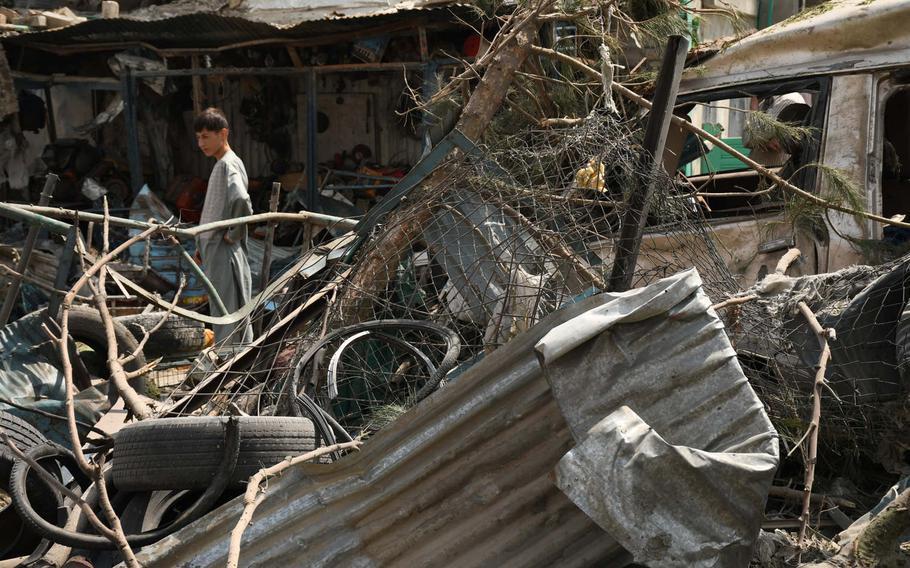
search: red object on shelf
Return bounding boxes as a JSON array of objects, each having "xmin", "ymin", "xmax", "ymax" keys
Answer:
[{"xmin": 174, "ymin": 176, "xmax": 208, "ymax": 223}]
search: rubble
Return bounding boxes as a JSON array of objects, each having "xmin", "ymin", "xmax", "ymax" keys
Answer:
[{"xmin": 0, "ymin": 1, "xmax": 908, "ymax": 567}]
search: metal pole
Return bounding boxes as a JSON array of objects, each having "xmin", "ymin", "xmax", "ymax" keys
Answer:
[
  {"xmin": 608, "ymin": 35, "xmax": 690, "ymax": 293},
  {"xmin": 0, "ymin": 202, "xmax": 71, "ymax": 234},
  {"xmin": 43, "ymin": 86, "xmax": 57, "ymax": 142},
  {"xmin": 122, "ymin": 67, "xmax": 143, "ymax": 197},
  {"xmin": 47, "ymin": 223, "xmax": 79, "ymax": 317},
  {"xmin": 306, "ymin": 69, "xmax": 318, "ymax": 211},
  {"xmin": 0, "ymin": 174, "xmax": 59, "ymax": 326},
  {"xmin": 256, "ymin": 182, "xmax": 281, "ymax": 335},
  {"xmin": 259, "ymin": 182, "xmax": 281, "ymax": 293},
  {"xmin": 4, "ymin": 204, "xmax": 358, "ymax": 236}
]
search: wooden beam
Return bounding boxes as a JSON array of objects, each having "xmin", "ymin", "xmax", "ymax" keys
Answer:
[{"xmin": 286, "ymin": 46, "xmax": 304, "ymax": 68}]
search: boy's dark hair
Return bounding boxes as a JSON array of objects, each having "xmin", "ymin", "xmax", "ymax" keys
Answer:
[{"xmin": 194, "ymin": 107, "xmax": 229, "ymax": 132}]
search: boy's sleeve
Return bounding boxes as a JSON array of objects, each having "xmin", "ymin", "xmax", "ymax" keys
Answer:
[{"xmin": 225, "ymin": 169, "xmax": 253, "ymax": 243}]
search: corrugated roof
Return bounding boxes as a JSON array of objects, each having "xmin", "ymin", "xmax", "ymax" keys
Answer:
[
  {"xmin": 131, "ymin": 0, "xmax": 467, "ymax": 26},
  {"xmin": 3, "ymin": 1, "xmax": 472, "ymax": 51}
]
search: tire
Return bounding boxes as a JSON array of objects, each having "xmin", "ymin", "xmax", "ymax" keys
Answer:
[
  {"xmin": 0, "ymin": 410, "xmax": 48, "ymax": 486},
  {"xmin": 0, "ymin": 411, "xmax": 58, "ymax": 559},
  {"xmin": 112, "ymin": 416, "xmax": 317, "ymax": 491},
  {"xmin": 116, "ymin": 312, "xmax": 207, "ymax": 359},
  {"xmin": 65, "ymin": 306, "xmax": 147, "ymax": 396}
]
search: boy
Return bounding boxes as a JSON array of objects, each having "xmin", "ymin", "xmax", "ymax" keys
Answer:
[{"xmin": 194, "ymin": 107, "xmax": 254, "ymax": 345}]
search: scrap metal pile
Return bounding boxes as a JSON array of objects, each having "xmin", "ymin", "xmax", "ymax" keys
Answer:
[
  {"xmin": 1, "ymin": 110, "xmax": 906, "ymax": 567},
  {"xmin": 1, "ymin": 27, "xmax": 909, "ymax": 566}
]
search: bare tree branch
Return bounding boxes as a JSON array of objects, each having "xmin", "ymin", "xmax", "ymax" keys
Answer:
[{"xmin": 227, "ymin": 440, "xmax": 362, "ymax": 568}]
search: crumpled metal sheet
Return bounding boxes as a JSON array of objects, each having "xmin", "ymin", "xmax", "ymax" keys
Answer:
[
  {"xmin": 0, "ymin": 312, "xmax": 109, "ymax": 447},
  {"xmin": 537, "ymin": 269, "xmax": 780, "ymax": 567}
]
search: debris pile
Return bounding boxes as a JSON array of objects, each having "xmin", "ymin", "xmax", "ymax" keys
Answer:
[
  {"xmin": 0, "ymin": 104, "xmax": 907, "ymax": 568},
  {"xmin": 0, "ymin": 1, "xmax": 908, "ymax": 565}
]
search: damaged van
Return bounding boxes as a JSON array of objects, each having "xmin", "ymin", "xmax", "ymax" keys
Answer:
[{"xmin": 666, "ymin": 0, "xmax": 910, "ymax": 283}]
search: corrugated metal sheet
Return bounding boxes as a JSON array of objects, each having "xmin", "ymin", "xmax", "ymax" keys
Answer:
[
  {"xmin": 132, "ymin": 269, "xmax": 778, "ymax": 567},
  {"xmin": 132, "ymin": 290, "xmax": 632, "ymax": 567},
  {"xmin": 3, "ymin": 2, "xmax": 472, "ymax": 50}
]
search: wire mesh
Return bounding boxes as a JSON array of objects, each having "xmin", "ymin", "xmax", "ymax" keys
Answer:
[
  {"xmin": 157, "ymin": 111, "xmax": 910, "ymax": 498},
  {"xmin": 159, "ymin": 113, "xmax": 740, "ymax": 435},
  {"xmin": 732, "ymin": 260, "xmax": 910, "ymax": 480}
]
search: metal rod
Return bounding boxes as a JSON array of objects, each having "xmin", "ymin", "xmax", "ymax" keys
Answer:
[
  {"xmin": 47, "ymin": 223, "xmax": 79, "ymax": 317},
  {"xmin": 0, "ymin": 202, "xmax": 70, "ymax": 234},
  {"xmin": 608, "ymin": 35, "xmax": 690, "ymax": 293},
  {"xmin": 0, "ymin": 174, "xmax": 59, "ymax": 326},
  {"xmin": 306, "ymin": 68, "xmax": 318, "ymax": 211},
  {"xmin": 324, "ymin": 169, "xmax": 402, "ymax": 183},
  {"xmin": 129, "ymin": 62, "xmax": 451, "ymax": 79},
  {"xmin": 6, "ymin": 205, "xmax": 358, "ymax": 236},
  {"xmin": 11, "ymin": 71, "xmax": 121, "ymax": 90},
  {"xmin": 122, "ymin": 67, "xmax": 143, "ymax": 197}
]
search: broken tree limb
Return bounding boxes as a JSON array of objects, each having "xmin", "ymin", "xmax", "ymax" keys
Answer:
[
  {"xmin": 768, "ymin": 485, "xmax": 858, "ymax": 510},
  {"xmin": 775, "ymin": 248, "xmax": 802, "ymax": 275},
  {"xmin": 227, "ymin": 440, "xmax": 362, "ymax": 568},
  {"xmin": 337, "ymin": 9, "xmax": 546, "ymax": 325},
  {"xmin": 796, "ymin": 300, "xmax": 834, "ymax": 546},
  {"xmin": 527, "ymin": 45, "xmax": 910, "ymax": 231},
  {"xmin": 91, "ymin": 203, "xmax": 154, "ymax": 419},
  {"xmin": 712, "ymin": 248, "xmax": 801, "ymax": 310},
  {"xmin": 54, "ymin": 223, "xmax": 163, "ymax": 459},
  {"xmin": 540, "ymin": 117, "xmax": 585, "ymax": 128},
  {"xmin": 121, "ymin": 276, "xmax": 185, "ymax": 367},
  {"xmin": 711, "ymin": 294, "xmax": 758, "ymax": 311}
]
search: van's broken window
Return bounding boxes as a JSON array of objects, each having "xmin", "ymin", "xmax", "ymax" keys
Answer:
[
  {"xmin": 674, "ymin": 82, "xmax": 825, "ymax": 220},
  {"xmin": 881, "ymin": 89, "xmax": 910, "ymax": 223}
]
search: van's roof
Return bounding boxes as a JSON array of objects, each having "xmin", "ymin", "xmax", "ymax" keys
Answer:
[{"xmin": 679, "ymin": 0, "xmax": 910, "ymax": 95}]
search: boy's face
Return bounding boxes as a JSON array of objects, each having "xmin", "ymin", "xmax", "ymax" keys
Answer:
[{"xmin": 196, "ymin": 127, "xmax": 228, "ymax": 157}]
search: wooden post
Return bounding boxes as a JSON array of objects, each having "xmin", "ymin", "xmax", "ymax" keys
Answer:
[
  {"xmin": 305, "ymin": 69, "xmax": 318, "ymax": 211},
  {"xmin": 286, "ymin": 47, "xmax": 304, "ymax": 68},
  {"xmin": 418, "ymin": 27, "xmax": 429, "ymax": 62},
  {"xmin": 608, "ymin": 35, "xmax": 689, "ymax": 292},
  {"xmin": 0, "ymin": 174, "xmax": 59, "ymax": 326},
  {"xmin": 191, "ymin": 55, "xmax": 204, "ymax": 115}
]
